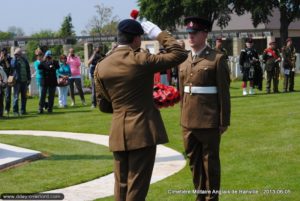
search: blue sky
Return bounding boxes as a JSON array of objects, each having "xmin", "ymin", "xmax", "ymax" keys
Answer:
[{"xmin": 0, "ymin": 0, "xmax": 139, "ymax": 36}]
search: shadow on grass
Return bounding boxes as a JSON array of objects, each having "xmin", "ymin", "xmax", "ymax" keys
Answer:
[{"xmin": 47, "ymin": 154, "xmax": 113, "ymax": 161}]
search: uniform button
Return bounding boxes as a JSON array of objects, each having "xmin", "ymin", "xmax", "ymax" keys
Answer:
[{"xmin": 190, "ymin": 73, "xmax": 193, "ymax": 76}]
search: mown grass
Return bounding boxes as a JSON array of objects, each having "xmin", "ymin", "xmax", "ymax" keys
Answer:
[
  {"xmin": 0, "ymin": 78, "xmax": 300, "ymax": 201},
  {"xmin": 0, "ymin": 135, "xmax": 113, "ymax": 194}
]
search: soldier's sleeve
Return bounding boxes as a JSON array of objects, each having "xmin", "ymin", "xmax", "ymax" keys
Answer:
[
  {"xmin": 216, "ymin": 55, "xmax": 231, "ymax": 127},
  {"xmin": 140, "ymin": 31, "xmax": 188, "ymax": 73},
  {"xmin": 178, "ymin": 64, "xmax": 185, "ymax": 108},
  {"xmin": 94, "ymin": 64, "xmax": 111, "ymax": 103}
]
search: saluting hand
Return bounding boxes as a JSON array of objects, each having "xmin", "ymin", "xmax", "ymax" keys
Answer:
[{"xmin": 141, "ymin": 21, "xmax": 162, "ymax": 39}]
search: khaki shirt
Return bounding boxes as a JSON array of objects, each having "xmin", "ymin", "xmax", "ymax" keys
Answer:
[{"xmin": 179, "ymin": 47, "xmax": 231, "ymax": 129}]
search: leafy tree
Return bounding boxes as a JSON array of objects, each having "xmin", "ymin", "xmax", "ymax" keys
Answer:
[
  {"xmin": 58, "ymin": 14, "xmax": 76, "ymax": 44},
  {"xmin": 0, "ymin": 31, "xmax": 14, "ymax": 40},
  {"xmin": 233, "ymin": 0, "xmax": 300, "ymax": 45},
  {"xmin": 26, "ymin": 30, "xmax": 63, "ymax": 62},
  {"xmin": 7, "ymin": 26, "xmax": 25, "ymax": 37},
  {"xmin": 31, "ymin": 29, "xmax": 57, "ymax": 38},
  {"xmin": 84, "ymin": 3, "xmax": 119, "ymax": 38},
  {"xmin": 138, "ymin": 0, "xmax": 232, "ymax": 30}
]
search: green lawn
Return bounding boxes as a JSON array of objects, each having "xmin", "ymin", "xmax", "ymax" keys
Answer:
[
  {"xmin": 0, "ymin": 78, "xmax": 300, "ymax": 201},
  {"xmin": 0, "ymin": 135, "xmax": 113, "ymax": 194}
]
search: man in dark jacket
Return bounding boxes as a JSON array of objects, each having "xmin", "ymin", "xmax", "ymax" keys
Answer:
[
  {"xmin": 11, "ymin": 48, "xmax": 31, "ymax": 116},
  {"xmin": 0, "ymin": 48, "xmax": 13, "ymax": 115},
  {"xmin": 38, "ymin": 50, "xmax": 59, "ymax": 113}
]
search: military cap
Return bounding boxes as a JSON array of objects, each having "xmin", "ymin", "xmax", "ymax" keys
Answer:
[
  {"xmin": 118, "ymin": 19, "xmax": 144, "ymax": 35},
  {"xmin": 245, "ymin": 38, "xmax": 253, "ymax": 43},
  {"xmin": 269, "ymin": 40, "xmax": 276, "ymax": 45},
  {"xmin": 286, "ymin": 38, "xmax": 292, "ymax": 43},
  {"xmin": 216, "ymin": 37, "xmax": 223, "ymax": 42},
  {"xmin": 184, "ymin": 16, "xmax": 212, "ymax": 32}
]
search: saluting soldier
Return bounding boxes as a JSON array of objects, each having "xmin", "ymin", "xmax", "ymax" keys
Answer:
[
  {"xmin": 179, "ymin": 16, "xmax": 231, "ymax": 201},
  {"xmin": 239, "ymin": 38, "xmax": 262, "ymax": 95},
  {"xmin": 94, "ymin": 19, "xmax": 187, "ymax": 201},
  {"xmin": 262, "ymin": 41, "xmax": 281, "ymax": 94},
  {"xmin": 282, "ymin": 38, "xmax": 297, "ymax": 92}
]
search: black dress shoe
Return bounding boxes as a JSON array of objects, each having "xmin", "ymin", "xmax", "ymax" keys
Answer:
[{"xmin": 38, "ymin": 110, "xmax": 44, "ymax": 114}]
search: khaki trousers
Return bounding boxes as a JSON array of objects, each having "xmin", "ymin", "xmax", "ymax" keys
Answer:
[
  {"xmin": 113, "ymin": 146, "xmax": 156, "ymax": 201},
  {"xmin": 183, "ymin": 128, "xmax": 221, "ymax": 201}
]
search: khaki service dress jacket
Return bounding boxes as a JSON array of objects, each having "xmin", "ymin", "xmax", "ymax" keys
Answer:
[
  {"xmin": 179, "ymin": 46, "xmax": 231, "ymax": 129},
  {"xmin": 95, "ymin": 31, "xmax": 188, "ymax": 151}
]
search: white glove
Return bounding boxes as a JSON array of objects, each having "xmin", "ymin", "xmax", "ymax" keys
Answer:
[{"xmin": 141, "ymin": 21, "xmax": 162, "ymax": 39}]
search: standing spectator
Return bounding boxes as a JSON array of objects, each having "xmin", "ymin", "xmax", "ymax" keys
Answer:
[
  {"xmin": 0, "ymin": 65, "xmax": 7, "ymax": 118},
  {"xmin": 57, "ymin": 55, "xmax": 71, "ymax": 108},
  {"xmin": 67, "ymin": 48, "xmax": 86, "ymax": 106},
  {"xmin": 38, "ymin": 50, "xmax": 59, "ymax": 113},
  {"xmin": 11, "ymin": 48, "xmax": 31, "ymax": 116},
  {"xmin": 179, "ymin": 16, "xmax": 231, "ymax": 201},
  {"xmin": 88, "ymin": 46, "xmax": 104, "ymax": 108},
  {"xmin": 0, "ymin": 48, "xmax": 12, "ymax": 115},
  {"xmin": 33, "ymin": 48, "xmax": 44, "ymax": 97},
  {"xmin": 239, "ymin": 38, "xmax": 261, "ymax": 95},
  {"xmin": 94, "ymin": 19, "xmax": 187, "ymax": 201},
  {"xmin": 263, "ymin": 41, "xmax": 281, "ymax": 94},
  {"xmin": 282, "ymin": 38, "xmax": 297, "ymax": 92}
]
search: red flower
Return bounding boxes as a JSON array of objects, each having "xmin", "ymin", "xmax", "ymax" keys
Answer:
[
  {"xmin": 130, "ymin": 9, "xmax": 139, "ymax": 20},
  {"xmin": 153, "ymin": 84, "xmax": 180, "ymax": 109}
]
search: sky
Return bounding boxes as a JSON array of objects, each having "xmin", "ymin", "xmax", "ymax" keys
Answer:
[{"xmin": 0, "ymin": 0, "xmax": 139, "ymax": 36}]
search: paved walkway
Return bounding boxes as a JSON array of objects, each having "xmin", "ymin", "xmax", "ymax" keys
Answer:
[
  {"xmin": 0, "ymin": 143, "xmax": 43, "ymax": 170},
  {"xmin": 0, "ymin": 130, "xmax": 186, "ymax": 201}
]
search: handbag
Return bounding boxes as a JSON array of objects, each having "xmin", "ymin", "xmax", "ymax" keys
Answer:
[
  {"xmin": 7, "ymin": 75, "xmax": 16, "ymax": 87},
  {"xmin": 57, "ymin": 77, "xmax": 69, "ymax": 87}
]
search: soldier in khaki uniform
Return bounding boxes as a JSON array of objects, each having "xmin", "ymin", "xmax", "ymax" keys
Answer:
[
  {"xmin": 214, "ymin": 37, "xmax": 228, "ymax": 60},
  {"xmin": 94, "ymin": 19, "xmax": 187, "ymax": 201},
  {"xmin": 262, "ymin": 41, "xmax": 281, "ymax": 93},
  {"xmin": 179, "ymin": 17, "xmax": 231, "ymax": 201},
  {"xmin": 282, "ymin": 38, "xmax": 297, "ymax": 92}
]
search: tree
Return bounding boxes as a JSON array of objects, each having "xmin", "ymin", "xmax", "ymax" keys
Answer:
[
  {"xmin": 138, "ymin": 0, "xmax": 232, "ymax": 31},
  {"xmin": 7, "ymin": 26, "xmax": 25, "ymax": 37},
  {"xmin": 233, "ymin": 0, "xmax": 300, "ymax": 46},
  {"xmin": 26, "ymin": 30, "xmax": 62, "ymax": 62},
  {"xmin": 58, "ymin": 14, "xmax": 76, "ymax": 44},
  {"xmin": 31, "ymin": 29, "xmax": 57, "ymax": 38},
  {"xmin": 0, "ymin": 31, "xmax": 14, "ymax": 40},
  {"xmin": 85, "ymin": 3, "xmax": 119, "ymax": 38}
]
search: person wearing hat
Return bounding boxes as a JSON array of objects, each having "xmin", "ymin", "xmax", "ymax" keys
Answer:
[
  {"xmin": 94, "ymin": 19, "xmax": 187, "ymax": 201},
  {"xmin": 282, "ymin": 38, "xmax": 296, "ymax": 92},
  {"xmin": 214, "ymin": 37, "xmax": 228, "ymax": 60},
  {"xmin": 239, "ymin": 38, "xmax": 262, "ymax": 95},
  {"xmin": 262, "ymin": 40, "xmax": 281, "ymax": 93},
  {"xmin": 178, "ymin": 16, "xmax": 231, "ymax": 201},
  {"xmin": 38, "ymin": 50, "xmax": 59, "ymax": 113},
  {"xmin": 10, "ymin": 47, "xmax": 31, "ymax": 116},
  {"xmin": 0, "ymin": 48, "xmax": 13, "ymax": 115}
]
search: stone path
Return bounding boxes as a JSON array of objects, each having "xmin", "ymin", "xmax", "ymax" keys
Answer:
[
  {"xmin": 0, "ymin": 130, "xmax": 186, "ymax": 201},
  {"xmin": 0, "ymin": 143, "xmax": 43, "ymax": 170}
]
